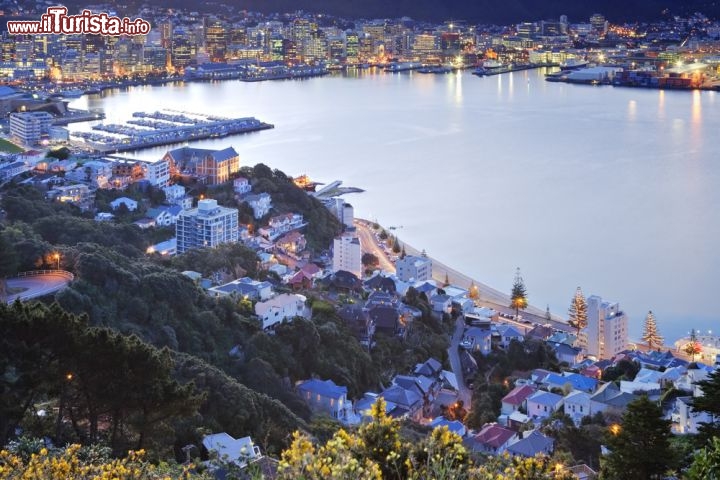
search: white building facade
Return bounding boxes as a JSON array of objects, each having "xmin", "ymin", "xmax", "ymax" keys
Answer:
[
  {"xmin": 10, "ymin": 111, "xmax": 53, "ymax": 146},
  {"xmin": 585, "ymin": 295, "xmax": 628, "ymax": 360},
  {"xmin": 396, "ymin": 255, "xmax": 432, "ymax": 282},
  {"xmin": 332, "ymin": 230, "xmax": 362, "ymax": 277},
  {"xmin": 176, "ymin": 199, "xmax": 239, "ymax": 253}
]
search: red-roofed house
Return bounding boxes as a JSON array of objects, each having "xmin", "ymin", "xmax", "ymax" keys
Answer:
[
  {"xmin": 288, "ymin": 269, "xmax": 314, "ymax": 290},
  {"xmin": 287, "ymin": 263, "xmax": 322, "ymax": 291},
  {"xmin": 501, "ymin": 384, "xmax": 537, "ymax": 415},
  {"xmin": 466, "ymin": 424, "xmax": 518, "ymax": 454}
]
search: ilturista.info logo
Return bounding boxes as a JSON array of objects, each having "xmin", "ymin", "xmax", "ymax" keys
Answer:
[{"xmin": 7, "ymin": 6, "xmax": 151, "ymax": 36}]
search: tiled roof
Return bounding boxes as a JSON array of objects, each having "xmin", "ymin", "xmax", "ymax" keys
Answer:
[
  {"xmin": 502, "ymin": 385, "xmax": 536, "ymax": 406},
  {"xmin": 475, "ymin": 424, "xmax": 516, "ymax": 449},
  {"xmin": 506, "ymin": 431, "xmax": 554, "ymax": 458}
]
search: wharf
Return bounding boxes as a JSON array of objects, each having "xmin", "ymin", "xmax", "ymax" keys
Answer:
[
  {"xmin": 51, "ymin": 109, "xmax": 105, "ymax": 125},
  {"xmin": 70, "ymin": 110, "xmax": 273, "ymax": 153},
  {"xmin": 473, "ymin": 63, "xmax": 555, "ymax": 77}
]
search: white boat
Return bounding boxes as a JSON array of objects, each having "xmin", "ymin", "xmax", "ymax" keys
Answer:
[{"xmin": 559, "ymin": 58, "xmax": 589, "ymax": 70}]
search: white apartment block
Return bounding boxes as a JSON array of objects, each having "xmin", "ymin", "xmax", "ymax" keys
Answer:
[
  {"xmin": 146, "ymin": 158, "xmax": 171, "ymax": 187},
  {"xmin": 10, "ymin": 111, "xmax": 53, "ymax": 146},
  {"xmin": 333, "ymin": 230, "xmax": 362, "ymax": 277},
  {"xmin": 585, "ymin": 295, "xmax": 628, "ymax": 360},
  {"xmin": 176, "ymin": 199, "xmax": 239, "ymax": 254},
  {"xmin": 255, "ymin": 293, "xmax": 307, "ymax": 330},
  {"xmin": 396, "ymin": 255, "xmax": 432, "ymax": 282}
]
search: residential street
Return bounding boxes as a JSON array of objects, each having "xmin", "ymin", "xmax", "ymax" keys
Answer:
[{"xmin": 448, "ymin": 317, "xmax": 473, "ymax": 408}]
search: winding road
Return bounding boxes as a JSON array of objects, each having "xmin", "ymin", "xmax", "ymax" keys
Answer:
[{"xmin": 4, "ymin": 271, "xmax": 74, "ymax": 303}]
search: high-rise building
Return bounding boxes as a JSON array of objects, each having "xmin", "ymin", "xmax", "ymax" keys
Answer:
[
  {"xmin": 585, "ymin": 295, "xmax": 628, "ymax": 360},
  {"xmin": 396, "ymin": 255, "xmax": 432, "ymax": 282},
  {"xmin": 590, "ymin": 14, "xmax": 608, "ymax": 35},
  {"xmin": 10, "ymin": 111, "xmax": 52, "ymax": 146},
  {"xmin": 333, "ymin": 230, "xmax": 362, "ymax": 277},
  {"xmin": 176, "ymin": 199, "xmax": 239, "ymax": 253},
  {"xmin": 204, "ymin": 18, "xmax": 227, "ymax": 62}
]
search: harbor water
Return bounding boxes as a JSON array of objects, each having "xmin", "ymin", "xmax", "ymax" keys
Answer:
[{"xmin": 69, "ymin": 68, "xmax": 720, "ymax": 343}]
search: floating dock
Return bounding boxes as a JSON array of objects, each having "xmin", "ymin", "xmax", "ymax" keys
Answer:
[{"xmin": 70, "ymin": 110, "xmax": 273, "ymax": 153}]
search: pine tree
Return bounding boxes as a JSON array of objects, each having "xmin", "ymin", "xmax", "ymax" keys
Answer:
[
  {"xmin": 443, "ymin": 273, "xmax": 450, "ymax": 287},
  {"xmin": 641, "ymin": 310, "xmax": 664, "ymax": 351},
  {"xmin": 567, "ymin": 287, "xmax": 587, "ymax": 337},
  {"xmin": 545, "ymin": 305, "xmax": 552, "ymax": 323},
  {"xmin": 601, "ymin": 396, "xmax": 674, "ymax": 479},
  {"xmin": 509, "ymin": 267, "xmax": 528, "ymax": 318},
  {"xmin": 684, "ymin": 328, "xmax": 702, "ymax": 361}
]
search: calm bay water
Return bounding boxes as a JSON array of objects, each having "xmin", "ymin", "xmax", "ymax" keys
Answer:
[{"xmin": 69, "ymin": 69, "xmax": 720, "ymax": 343}]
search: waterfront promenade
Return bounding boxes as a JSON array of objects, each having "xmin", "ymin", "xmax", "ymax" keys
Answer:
[{"xmin": 354, "ymin": 219, "xmax": 571, "ymax": 332}]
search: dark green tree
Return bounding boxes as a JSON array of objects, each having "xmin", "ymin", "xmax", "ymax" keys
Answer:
[
  {"xmin": 601, "ymin": 396, "xmax": 674, "ymax": 479},
  {"xmin": 0, "ymin": 233, "xmax": 19, "ymax": 299},
  {"xmin": 693, "ymin": 367, "xmax": 720, "ymax": 444},
  {"xmin": 509, "ymin": 267, "xmax": 528, "ymax": 318}
]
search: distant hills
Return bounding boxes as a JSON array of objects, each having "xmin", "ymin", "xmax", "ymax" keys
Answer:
[{"xmin": 205, "ymin": 0, "xmax": 719, "ymax": 22}]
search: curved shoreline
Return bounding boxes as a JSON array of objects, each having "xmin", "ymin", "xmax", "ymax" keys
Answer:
[{"xmin": 354, "ymin": 218, "xmax": 570, "ymax": 331}]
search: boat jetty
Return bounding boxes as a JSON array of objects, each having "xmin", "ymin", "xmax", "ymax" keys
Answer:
[{"xmin": 71, "ymin": 110, "xmax": 273, "ymax": 153}]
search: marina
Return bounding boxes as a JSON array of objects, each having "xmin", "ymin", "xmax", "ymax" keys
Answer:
[{"xmin": 70, "ymin": 110, "xmax": 273, "ymax": 153}]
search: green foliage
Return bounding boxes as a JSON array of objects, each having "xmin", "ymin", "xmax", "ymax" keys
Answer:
[
  {"xmin": 244, "ymin": 164, "xmax": 342, "ymax": 251},
  {"xmin": 687, "ymin": 436, "xmax": 720, "ymax": 480},
  {"xmin": 692, "ymin": 367, "xmax": 720, "ymax": 444},
  {"xmin": 45, "ymin": 146, "xmax": 71, "ymax": 159},
  {"xmin": 172, "ymin": 353, "xmax": 306, "ymax": 455},
  {"xmin": 362, "ymin": 253, "xmax": 379, "ymax": 267},
  {"xmin": 600, "ymin": 396, "xmax": 674, "ymax": 479},
  {"xmin": 601, "ymin": 359, "xmax": 640, "ymax": 382},
  {"xmin": 0, "ymin": 302, "xmax": 202, "ymax": 456}
]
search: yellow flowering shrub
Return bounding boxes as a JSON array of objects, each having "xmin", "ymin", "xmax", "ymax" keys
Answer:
[
  {"xmin": 277, "ymin": 430, "xmax": 381, "ymax": 480},
  {"xmin": 0, "ymin": 444, "xmax": 206, "ymax": 480},
  {"xmin": 469, "ymin": 452, "xmax": 578, "ymax": 480},
  {"xmin": 406, "ymin": 426, "xmax": 471, "ymax": 480}
]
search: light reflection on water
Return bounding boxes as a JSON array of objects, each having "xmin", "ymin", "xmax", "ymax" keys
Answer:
[{"xmin": 70, "ymin": 71, "xmax": 719, "ymax": 342}]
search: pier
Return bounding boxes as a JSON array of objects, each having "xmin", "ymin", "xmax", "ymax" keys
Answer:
[{"xmin": 70, "ymin": 110, "xmax": 273, "ymax": 153}]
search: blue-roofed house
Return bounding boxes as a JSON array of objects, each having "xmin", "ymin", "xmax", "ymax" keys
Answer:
[
  {"xmin": 146, "ymin": 205, "xmax": 184, "ymax": 226},
  {"xmin": 494, "ymin": 324, "xmax": 525, "ymax": 349},
  {"xmin": 429, "ymin": 416, "xmax": 467, "ymax": 437},
  {"xmin": 542, "ymin": 373, "xmax": 599, "ymax": 393},
  {"xmin": 296, "ymin": 379, "xmax": 357, "ymax": 424},
  {"xmin": 548, "ymin": 342, "xmax": 583, "ymax": 366},
  {"xmin": 461, "ymin": 327, "xmax": 492, "ymax": 355},
  {"xmin": 506, "ymin": 430, "xmax": 554, "ymax": 458},
  {"xmin": 526, "ymin": 391, "xmax": 564, "ymax": 419},
  {"xmin": 589, "ymin": 382, "xmax": 638, "ymax": 416},
  {"xmin": 380, "ymin": 385, "xmax": 423, "ymax": 421},
  {"xmin": 208, "ymin": 277, "xmax": 274, "ymax": 301},
  {"xmin": 563, "ymin": 390, "xmax": 592, "ymax": 425},
  {"xmin": 354, "ymin": 392, "xmax": 397, "ymax": 422}
]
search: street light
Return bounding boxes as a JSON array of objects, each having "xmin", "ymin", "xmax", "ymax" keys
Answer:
[{"xmin": 53, "ymin": 253, "xmax": 60, "ymax": 270}]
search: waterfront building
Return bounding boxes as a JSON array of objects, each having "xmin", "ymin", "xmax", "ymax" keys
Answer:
[
  {"xmin": 164, "ymin": 146, "xmax": 239, "ymax": 185},
  {"xmin": 9, "ymin": 111, "xmax": 53, "ymax": 146},
  {"xmin": 331, "ymin": 198, "xmax": 354, "ymax": 228},
  {"xmin": 585, "ymin": 295, "xmax": 629, "ymax": 360},
  {"xmin": 396, "ymin": 255, "xmax": 432, "ymax": 282},
  {"xmin": 333, "ymin": 230, "xmax": 362, "ymax": 278},
  {"xmin": 175, "ymin": 199, "xmax": 239, "ymax": 253},
  {"xmin": 673, "ymin": 332, "xmax": 720, "ymax": 366}
]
